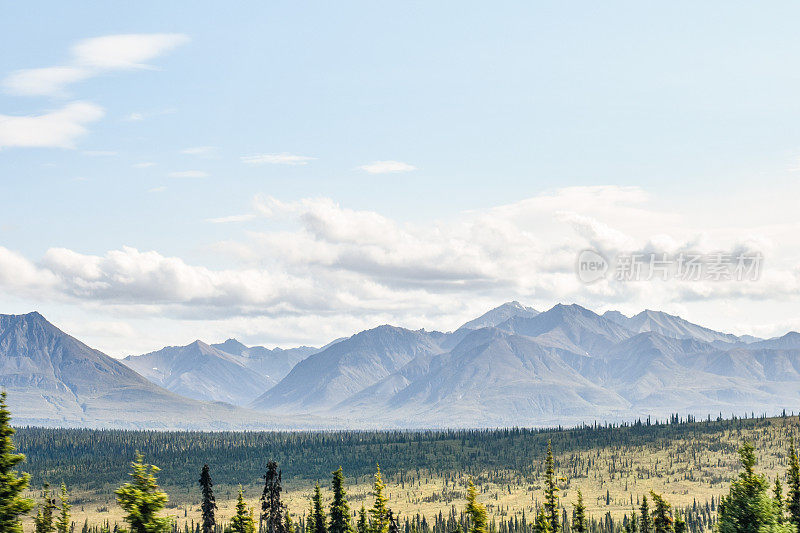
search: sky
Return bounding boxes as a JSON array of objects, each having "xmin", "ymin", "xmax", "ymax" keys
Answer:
[{"xmin": 2, "ymin": 2, "xmax": 800, "ymax": 356}]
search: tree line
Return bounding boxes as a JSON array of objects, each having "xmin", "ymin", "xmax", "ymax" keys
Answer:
[{"xmin": 2, "ymin": 392, "xmax": 800, "ymax": 533}]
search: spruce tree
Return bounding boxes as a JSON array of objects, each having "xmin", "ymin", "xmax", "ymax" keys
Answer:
[
  {"xmin": 114, "ymin": 452, "xmax": 171, "ymax": 533},
  {"xmin": 544, "ymin": 441, "xmax": 559, "ymax": 533},
  {"xmin": 0, "ymin": 391, "xmax": 34, "ymax": 533},
  {"xmin": 285, "ymin": 511, "xmax": 296, "ymax": 533},
  {"xmin": 330, "ymin": 467, "xmax": 352, "ymax": 533},
  {"xmin": 55, "ymin": 483, "xmax": 70, "ymax": 533},
  {"xmin": 639, "ymin": 495, "xmax": 652, "ymax": 533},
  {"xmin": 34, "ymin": 483, "xmax": 56, "ymax": 533},
  {"xmin": 649, "ymin": 492, "xmax": 673, "ymax": 533},
  {"xmin": 199, "ymin": 464, "xmax": 216, "ymax": 533},
  {"xmin": 534, "ymin": 507, "xmax": 551, "ymax": 533},
  {"xmin": 673, "ymin": 514, "xmax": 685, "ymax": 533},
  {"xmin": 572, "ymin": 490, "xmax": 587, "ymax": 533},
  {"xmin": 231, "ymin": 487, "xmax": 256, "ymax": 533},
  {"xmin": 262, "ymin": 461, "xmax": 285, "ymax": 533},
  {"xmin": 465, "ymin": 478, "xmax": 488, "ymax": 533},
  {"xmin": 307, "ymin": 501, "xmax": 316, "ymax": 533},
  {"xmin": 788, "ymin": 437, "xmax": 800, "ymax": 530},
  {"xmin": 717, "ymin": 442, "xmax": 791, "ymax": 533},
  {"xmin": 369, "ymin": 465, "xmax": 389, "ymax": 533},
  {"xmin": 357, "ymin": 504, "xmax": 368, "ymax": 533},
  {"xmin": 774, "ymin": 476, "xmax": 785, "ymax": 525},
  {"xmin": 313, "ymin": 483, "xmax": 327, "ymax": 533}
]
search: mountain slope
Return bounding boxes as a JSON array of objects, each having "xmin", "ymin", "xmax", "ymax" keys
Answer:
[
  {"xmin": 250, "ymin": 325, "xmax": 443, "ymax": 412},
  {"xmin": 0, "ymin": 312, "xmax": 310, "ymax": 429},
  {"xmin": 210, "ymin": 339, "xmax": 316, "ymax": 382},
  {"xmin": 122, "ymin": 341, "xmax": 273, "ymax": 405},
  {"xmin": 458, "ymin": 301, "xmax": 539, "ymax": 330},
  {"xmin": 602, "ymin": 309, "xmax": 753, "ymax": 345}
]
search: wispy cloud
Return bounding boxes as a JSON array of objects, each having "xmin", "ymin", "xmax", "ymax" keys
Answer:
[
  {"xmin": 133, "ymin": 162, "xmax": 156, "ymax": 168},
  {"xmin": 148, "ymin": 186, "xmax": 166, "ymax": 193},
  {"xmin": 206, "ymin": 214, "xmax": 257, "ymax": 224},
  {"xmin": 0, "ymin": 102, "xmax": 105, "ymax": 148},
  {"xmin": 241, "ymin": 153, "xmax": 315, "ymax": 166},
  {"xmin": 2, "ymin": 34, "xmax": 189, "ymax": 97},
  {"xmin": 168, "ymin": 170, "xmax": 208, "ymax": 178},
  {"xmin": 181, "ymin": 146, "xmax": 216, "ymax": 156},
  {"xmin": 358, "ymin": 160, "xmax": 416, "ymax": 174},
  {"xmin": 82, "ymin": 150, "xmax": 117, "ymax": 157}
]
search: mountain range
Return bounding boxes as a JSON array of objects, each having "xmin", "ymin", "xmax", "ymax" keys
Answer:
[{"xmin": 2, "ymin": 302, "xmax": 799, "ymax": 429}]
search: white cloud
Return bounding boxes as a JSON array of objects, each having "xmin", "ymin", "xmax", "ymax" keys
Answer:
[
  {"xmin": 2, "ymin": 33, "xmax": 189, "ymax": 97},
  {"xmin": 82, "ymin": 150, "xmax": 117, "ymax": 156},
  {"xmin": 133, "ymin": 162, "xmax": 156, "ymax": 168},
  {"xmin": 358, "ymin": 160, "xmax": 416, "ymax": 174},
  {"xmin": 4, "ymin": 185, "xmax": 800, "ymax": 351},
  {"xmin": 168, "ymin": 170, "xmax": 208, "ymax": 178},
  {"xmin": 181, "ymin": 146, "xmax": 216, "ymax": 156},
  {"xmin": 3, "ymin": 67, "xmax": 91, "ymax": 97},
  {"xmin": 71, "ymin": 34, "xmax": 189, "ymax": 70},
  {"xmin": 241, "ymin": 153, "xmax": 315, "ymax": 165},
  {"xmin": 125, "ymin": 112, "xmax": 145, "ymax": 122},
  {"xmin": 0, "ymin": 102, "xmax": 105, "ymax": 148},
  {"xmin": 148, "ymin": 186, "xmax": 166, "ymax": 193}
]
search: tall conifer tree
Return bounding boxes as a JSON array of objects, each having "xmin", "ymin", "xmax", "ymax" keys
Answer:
[
  {"xmin": 262, "ymin": 461, "xmax": 286, "ymax": 533},
  {"xmin": 55, "ymin": 483, "xmax": 70, "ymax": 533},
  {"xmin": 639, "ymin": 495, "xmax": 652, "ymax": 533},
  {"xmin": 572, "ymin": 490, "xmax": 587, "ymax": 533},
  {"xmin": 329, "ymin": 467, "xmax": 352, "ymax": 533},
  {"xmin": 544, "ymin": 441, "xmax": 560, "ymax": 533},
  {"xmin": 649, "ymin": 492, "xmax": 674, "ymax": 533},
  {"xmin": 312, "ymin": 483, "xmax": 327, "ymax": 533},
  {"xmin": 199, "ymin": 464, "xmax": 216, "ymax": 533},
  {"xmin": 788, "ymin": 437, "xmax": 800, "ymax": 530},
  {"xmin": 0, "ymin": 392, "xmax": 33, "ymax": 533},
  {"xmin": 369, "ymin": 465, "xmax": 389, "ymax": 533},
  {"xmin": 465, "ymin": 478, "xmax": 487, "ymax": 533}
]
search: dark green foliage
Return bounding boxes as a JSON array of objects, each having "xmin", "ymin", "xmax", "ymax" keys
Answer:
[
  {"xmin": 717, "ymin": 442, "xmax": 790, "ymax": 533},
  {"xmin": 329, "ymin": 467, "xmax": 352, "ymax": 533},
  {"xmin": 649, "ymin": 492, "xmax": 673, "ymax": 533},
  {"xmin": 774, "ymin": 476, "xmax": 784, "ymax": 524},
  {"xmin": 544, "ymin": 441, "xmax": 559, "ymax": 533},
  {"xmin": 534, "ymin": 506, "xmax": 551, "ymax": 533},
  {"xmin": 573, "ymin": 490, "xmax": 587, "ymax": 533},
  {"xmin": 788, "ymin": 437, "xmax": 800, "ymax": 530},
  {"xmin": 639, "ymin": 495, "xmax": 652, "ymax": 533},
  {"xmin": 34, "ymin": 482, "xmax": 57, "ymax": 533},
  {"xmin": 312, "ymin": 483, "xmax": 327, "ymax": 533},
  {"xmin": 262, "ymin": 460, "xmax": 285, "ymax": 533},
  {"xmin": 357, "ymin": 505, "xmax": 368, "ymax": 533},
  {"xmin": 0, "ymin": 391, "xmax": 34, "ymax": 533},
  {"xmin": 198, "ymin": 464, "xmax": 216, "ymax": 533},
  {"xmin": 673, "ymin": 514, "xmax": 686, "ymax": 533},
  {"xmin": 465, "ymin": 478, "xmax": 487, "ymax": 533},
  {"xmin": 55, "ymin": 482, "xmax": 70, "ymax": 533},
  {"xmin": 114, "ymin": 452, "xmax": 171, "ymax": 533}
]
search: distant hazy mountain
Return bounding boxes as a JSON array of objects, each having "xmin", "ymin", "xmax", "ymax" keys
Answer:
[
  {"xmin": 0, "ymin": 312, "xmax": 304, "ymax": 429},
  {"xmin": 4, "ymin": 303, "xmax": 800, "ymax": 429},
  {"xmin": 602, "ymin": 309, "xmax": 754, "ymax": 345},
  {"xmin": 210, "ymin": 339, "xmax": 317, "ymax": 382},
  {"xmin": 122, "ymin": 341, "xmax": 273, "ymax": 405},
  {"xmin": 250, "ymin": 303, "xmax": 800, "ymax": 427},
  {"xmin": 250, "ymin": 325, "xmax": 442, "ymax": 411},
  {"xmin": 458, "ymin": 301, "xmax": 539, "ymax": 330}
]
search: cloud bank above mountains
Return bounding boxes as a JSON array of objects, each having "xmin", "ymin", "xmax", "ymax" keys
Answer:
[{"xmin": 1, "ymin": 185, "xmax": 799, "ymax": 355}]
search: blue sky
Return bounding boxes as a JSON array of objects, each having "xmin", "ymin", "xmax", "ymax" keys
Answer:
[{"xmin": 2, "ymin": 2, "xmax": 800, "ymax": 354}]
